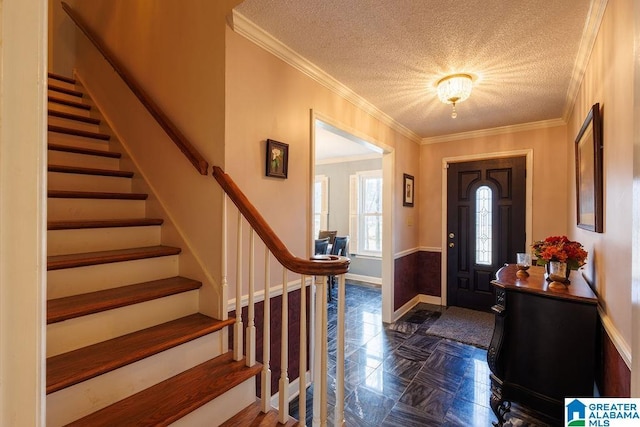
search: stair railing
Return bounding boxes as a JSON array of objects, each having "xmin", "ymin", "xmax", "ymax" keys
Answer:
[
  {"xmin": 213, "ymin": 167, "xmax": 349, "ymax": 426},
  {"xmin": 63, "ymin": 3, "xmax": 350, "ymax": 425}
]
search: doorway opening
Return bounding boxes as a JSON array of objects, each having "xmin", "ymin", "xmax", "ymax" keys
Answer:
[{"xmin": 311, "ymin": 113, "xmax": 394, "ymax": 323}]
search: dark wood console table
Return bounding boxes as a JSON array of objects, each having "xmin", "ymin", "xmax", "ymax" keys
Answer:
[{"xmin": 488, "ymin": 264, "xmax": 598, "ymax": 425}]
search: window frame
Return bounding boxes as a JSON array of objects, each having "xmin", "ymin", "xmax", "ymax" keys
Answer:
[{"xmin": 350, "ymin": 169, "xmax": 383, "ymax": 257}]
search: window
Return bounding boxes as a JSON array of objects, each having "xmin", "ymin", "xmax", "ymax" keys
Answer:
[
  {"xmin": 313, "ymin": 175, "xmax": 328, "ymax": 239},
  {"xmin": 475, "ymin": 185, "xmax": 492, "ymax": 265},
  {"xmin": 350, "ymin": 170, "xmax": 382, "ymax": 256}
]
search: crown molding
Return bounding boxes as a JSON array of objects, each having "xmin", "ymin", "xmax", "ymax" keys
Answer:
[
  {"xmin": 421, "ymin": 118, "xmax": 566, "ymax": 145},
  {"xmin": 562, "ymin": 0, "xmax": 609, "ymax": 121},
  {"xmin": 231, "ymin": 10, "xmax": 421, "ymax": 145}
]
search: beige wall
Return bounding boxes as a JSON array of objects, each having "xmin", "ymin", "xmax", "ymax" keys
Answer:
[
  {"xmin": 1, "ymin": 0, "xmax": 47, "ymax": 423},
  {"xmin": 225, "ymin": 27, "xmax": 421, "ymax": 264},
  {"xmin": 418, "ymin": 125, "xmax": 568, "ymax": 248},
  {"xmin": 566, "ymin": 0, "xmax": 635, "ymax": 352}
]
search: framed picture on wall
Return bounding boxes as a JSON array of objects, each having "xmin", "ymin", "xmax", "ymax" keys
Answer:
[
  {"xmin": 575, "ymin": 103, "xmax": 603, "ymax": 233},
  {"xmin": 266, "ymin": 139, "xmax": 289, "ymax": 179},
  {"xmin": 403, "ymin": 173, "xmax": 414, "ymax": 207}
]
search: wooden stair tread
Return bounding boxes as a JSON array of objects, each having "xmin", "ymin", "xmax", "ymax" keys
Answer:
[
  {"xmin": 221, "ymin": 401, "xmax": 299, "ymax": 427},
  {"xmin": 47, "ymin": 245, "xmax": 181, "ymax": 271},
  {"xmin": 47, "ymin": 314, "xmax": 235, "ymax": 394},
  {"xmin": 48, "ymin": 84, "xmax": 83, "ymax": 98},
  {"xmin": 48, "ymin": 164, "xmax": 133, "ymax": 178},
  {"xmin": 48, "ymin": 189, "xmax": 147, "ymax": 200},
  {"xmin": 48, "ymin": 124, "xmax": 110, "ymax": 140},
  {"xmin": 48, "ymin": 143, "xmax": 120, "ymax": 159},
  {"xmin": 65, "ymin": 352, "xmax": 260, "ymax": 426},
  {"xmin": 48, "ymin": 72, "xmax": 76, "ymax": 84},
  {"xmin": 48, "ymin": 276, "xmax": 202, "ymax": 324},
  {"xmin": 48, "ymin": 218, "xmax": 163, "ymax": 230},
  {"xmin": 48, "ymin": 95, "xmax": 91, "ymax": 111},
  {"xmin": 48, "ymin": 109, "xmax": 101, "ymax": 125}
]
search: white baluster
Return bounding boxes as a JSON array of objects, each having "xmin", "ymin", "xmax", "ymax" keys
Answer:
[
  {"xmin": 313, "ymin": 275, "xmax": 328, "ymax": 427},
  {"xmin": 246, "ymin": 229, "xmax": 256, "ymax": 367},
  {"xmin": 299, "ymin": 275, "xmax": 307, "ymax": 426},
  {"xmin": 261, "ymin": 250, "xmax": 272, "ymax": 413},
  {"xmin": 334, "ymin": 274, "xmax": 346, "ymax": 426},
  {"xmin": 278, "ymin": 267, "xmax": 290, "ymax": 424},
  {"xmin": 233, "ymin": 213, "xmax": 243, "ymax": 361},
  {"xmin": 220, "ymin": 194, "xmax": 229, "ymax": 353}
]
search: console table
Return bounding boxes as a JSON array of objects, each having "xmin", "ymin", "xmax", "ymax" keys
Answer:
[{"xmin": 488, "ymin": 264, "xmax": 598, "ymax": 425}]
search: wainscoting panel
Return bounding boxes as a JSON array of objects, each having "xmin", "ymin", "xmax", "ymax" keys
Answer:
[{"xmin": 596, "ymin": 318, "xmax": 631, "ymax": 397}]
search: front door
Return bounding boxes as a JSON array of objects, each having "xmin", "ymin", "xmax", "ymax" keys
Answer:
[{"xmin": 446, "ymin": 157, "xmax": 526, "ymax": 311}]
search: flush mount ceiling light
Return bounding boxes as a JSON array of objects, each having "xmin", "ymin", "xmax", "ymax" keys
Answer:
[{"xmin": 437, "ymin": 73, "xmax": 473, "ymax": 118}]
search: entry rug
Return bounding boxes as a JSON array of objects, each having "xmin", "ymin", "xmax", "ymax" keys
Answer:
[{"xmin": 425, "ymin": 306, "xmax": 494, "ymax": 349}]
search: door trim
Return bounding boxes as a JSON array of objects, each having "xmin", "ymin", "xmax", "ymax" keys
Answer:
[{"xmin": 440, "ymin": 149, "xmax": 533, "ymax": 306}]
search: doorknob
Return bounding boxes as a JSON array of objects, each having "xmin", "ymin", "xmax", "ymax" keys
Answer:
[
  {"xmin": 449, "ymin": 242, "xmax": 455, "ymax": 248},
  {"xmin": 449, "ymin": 233, "xmax": 455, "ymax": 239}
]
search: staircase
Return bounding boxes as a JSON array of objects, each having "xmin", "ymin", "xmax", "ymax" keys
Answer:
[{"xmin": 46, "ymin": 72, "xmax": 291, "ymax": 426}]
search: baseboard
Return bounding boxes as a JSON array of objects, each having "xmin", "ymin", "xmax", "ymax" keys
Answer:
[
  {"xmin": 393, "ymin": 294, "xmax": 443, "ymax": 322},
  {"xmin": 344, "ymin": 273, "xmax": 382, "ymax": 286}
]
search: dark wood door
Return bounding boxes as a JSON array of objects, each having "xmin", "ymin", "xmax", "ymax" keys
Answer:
[{"xmin": 447, "ymin": 157, "xmax": 526, "ymax": 311}]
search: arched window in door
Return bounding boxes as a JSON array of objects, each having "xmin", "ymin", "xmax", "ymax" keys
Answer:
[{"xmin": 476, "ymin": 185, "xmax": 492, "ymax": 265}]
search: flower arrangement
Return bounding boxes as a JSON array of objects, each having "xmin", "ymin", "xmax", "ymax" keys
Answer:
[{"xmin": 531, "ymin": 235, "xmax": 588, "ymax": 271}]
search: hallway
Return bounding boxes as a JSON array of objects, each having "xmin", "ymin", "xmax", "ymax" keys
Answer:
[{"xmin": 291, "ymin": 283, "xmax": 550, "ymax": 426}]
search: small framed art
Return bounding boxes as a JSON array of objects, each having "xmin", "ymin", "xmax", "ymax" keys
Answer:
[
  {"xmin": 266, "ymin": 139, "xmax": 289, "ymax": 179},
  {"xmin": 403, "ymin": 173, "xmax": 414, "ymax": 207}
]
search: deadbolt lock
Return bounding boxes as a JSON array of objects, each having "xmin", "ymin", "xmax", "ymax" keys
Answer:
[
  {"xmin": 449, "ymin": 233, "xmax": 455, "ymax": 239},
  {"xmin": 449, "ymin": 242, "xmax": 455, "ymax": 248}
]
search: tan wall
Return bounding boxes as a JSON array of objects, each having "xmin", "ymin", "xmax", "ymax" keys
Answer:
[
  {"xmin": 1, "ymin": 0, "xmax": 47, "ymax": 423},
  {"xmin": 566, "ymin": 0, "xmax": 634, "ymax": 351},
  {"xmin": 418, "ymin": 125, "xmax": 569, "ymax": 248},
  {"xmin": 225, "ymin": 27, "xmax": 421, "ymax": 267},
  {"xmin": 69, "ymin": 0, "xmax": 241, "ymax": 318}
]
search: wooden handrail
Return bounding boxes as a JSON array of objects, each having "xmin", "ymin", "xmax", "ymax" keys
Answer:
[
  {"xmin": 61, "ymin": 2, "xmax": 209, "ymax": 175},
  {"xmin": 212, "ymin": 166, "xmax": 350, "ymax": 276}
]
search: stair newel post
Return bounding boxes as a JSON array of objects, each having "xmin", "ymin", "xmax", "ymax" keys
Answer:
[
  {"xmin": 334, "ymin": 273, "xmax": 346, "ymax": 426},
  {"xmin": 260, "ymin": 250, "xmax": 272, "ymax": 413},
  {"xmin": 313, "ymin": 275, "xmax": 328, "ymax": 427},
  {"xmin": 298, "ymin": 274, "xmax": 308, "ymax": 426},
  {"xmin": 233, "ymin": 213, "xmax": 244, "ymax": 361},
  {"xmin": 246, "ymin": 229, "xmax": 256, "ymax": 367},
  {"xmin": 278, "ymin": 266, "xmax": 290, "ymax": 424}
]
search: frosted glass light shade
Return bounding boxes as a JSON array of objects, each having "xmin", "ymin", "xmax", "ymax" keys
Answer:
[{"xmin": 437, "ymin": 74, "xmax": 473, "ymax": 104}]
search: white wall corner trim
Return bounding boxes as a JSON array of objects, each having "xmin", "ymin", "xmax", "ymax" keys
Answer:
[
  {"xmin": 419, "ymin": 246, "xmax": 442, "ymax": 253},
  {"xmin": 393, "ymin": 295, "xmax": 421, "ymax": 322},
  {"xmin": 394, "ymin": 247, "xmax": 421, "ymax": 259},
  {"xmin": 419, "ymin": 294, "xmax": 442, "ymax": 306},
  {"xmin": 227, "ymin": 276, "xmax": 313, "ymax": 312},
  {"xmin": 422, "ymin": 118, "xmax": 565, "ymax": 145},
  {"xmin": 230, "ymin": 10, "xmax": 421, "ymax": 144},
  {"xmin": 599, "ymin": 307, "xmax": 632, "ymax": 369}
]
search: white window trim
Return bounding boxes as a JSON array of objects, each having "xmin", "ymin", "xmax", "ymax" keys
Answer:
[
  {"xmin": 314, "ymin": 175, "xmax": 329, "ymax": 239},
  {"xmin": 349, "ymin": 169, "xmax": 383, "ymax": 257}
]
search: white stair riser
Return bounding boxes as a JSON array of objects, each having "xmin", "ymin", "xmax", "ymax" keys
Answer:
[
  {"xmin": 47, "ymin": 89, "xmax": 85, "ymax": 104},
  {"xmin": 48, "ymin": 255, "xmax": 179, "ymax": 299},
  {"xmin": 48, "ymin": 77, "xmax": 77, "ymax": 91},
  {"xmin": 48, "ymin": 149, "xmax": 121, "ymax": 170},
  {"xmin": 48, "ymin": 226, "xmax": 161, "ymax": 256},
  {"xmin": 48, "ymin": 198, "xmax": 146, "ymax": 221},
  {"xmin": 46, "ymin": 332, "xmax": 223, "ymax": 427},
  {"xmin": 47, "ymin": 290, "xmax": 199, "ymax": 357},
  {"xmin": 48, "ymin": 115, "xmax": 100, "ymax": 133},
  {"xmin": 48, "ymin": 132, "xmax": 110, "ymax": 152},
  {"xmin": 48, "ymin": 171, "xmax": 132, "ymax": 193},
  {"xmin": 47, "ymin": 101, "xmax": 92, "ymax": 117},
  {"xmin": 170, "ymin": 379, "xmax": 257, "ymax": 427}
]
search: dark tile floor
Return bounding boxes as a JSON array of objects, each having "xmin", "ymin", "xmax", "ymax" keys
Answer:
[{"xmin": 290, "ymin": 283, "xmax": 552, "ymax": 426}]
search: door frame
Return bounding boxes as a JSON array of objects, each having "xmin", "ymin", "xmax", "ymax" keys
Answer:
[
  {"xmin": 440, "ymin": 149, "xmax": 533, "ymax": 306},
  {"xmin": 310, "ymin": 110, "xmax": 395, "ymax": 323}
]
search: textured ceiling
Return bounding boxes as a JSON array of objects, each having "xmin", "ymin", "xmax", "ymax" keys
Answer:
[{"xmin": 235, "ymin": 0, "xmax": 597, "ymax": 139}]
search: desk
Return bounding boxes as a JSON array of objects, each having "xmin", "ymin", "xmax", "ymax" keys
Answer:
[{"xmin": 488, "ymin": 264, "xmax": 598, "ymax": 425}]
